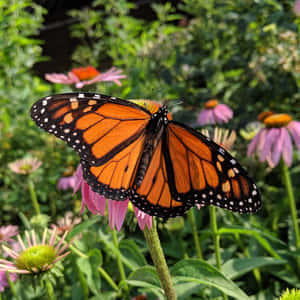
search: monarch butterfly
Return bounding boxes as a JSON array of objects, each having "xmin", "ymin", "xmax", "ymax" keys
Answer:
[{"xmin": 30, "ymin": 93, "xmax": 261, "ymax": 218}]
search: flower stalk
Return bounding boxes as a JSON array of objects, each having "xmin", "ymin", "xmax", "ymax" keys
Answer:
[
  {"xmin": 28, "ymin": 178, "xmax": 41, "ymax": 215},
  {"xmin": 143, "ymin": 220, "xmax": 177, "ymax": 300},
  {"xmin": 6, "ymin": 271, "xmax": 18, "ymax": 300},
  {"xmin": 281, "ymin": 162, "xmax": 300, "ymax": 249},
  {"xmin": 209, "ymin": 206, "xmax": 228, "ymax": 300},
  {"xmin": 187, "ymin": 209, "xmax": 203, "ymax": 259},
  {"xmin": 111, "ymin": 229, "xmax": 129, "ymax": 295}
]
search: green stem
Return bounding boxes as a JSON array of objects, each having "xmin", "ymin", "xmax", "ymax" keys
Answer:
[
  {"xmin": 69, "ymin": 245, "xmax": 119, "ymax": 292},
  {"xmin": 209, "ymin": 206, "xmax": 228, "ymax": 300},
  {"xmin": 143, "ymin": 220, "xmax": 177, "ymax": 300},
  {"xmin": 210, "ymin": 207, "xmax": 221, "ymax": 269},
  {"xmin": 281, "ymin": 162, "xmax": 300, "ymax": 249},
  {"xmin": 111, "ymin": 229, "xmax": 129, "ymax": 295},
  {"xmin": 6, "ymin": 271, "xmax": 18, "ymax": 300},
  {"xmin": 27, "ymin": 178, "xmax": 40, "ymax": 215},
  {"xmin": 45, "ymin": 277, "xmax": 56, "ymax": 300},
  {"xmin": 187, "ymin": 208, "xmax": 203, "ymax": 259},
  {"xmin": 98, "ymin": 267, "xmax": 119, "ymax": 292}
]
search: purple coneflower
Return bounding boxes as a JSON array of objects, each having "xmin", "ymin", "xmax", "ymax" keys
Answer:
[
  {"xmin": 45, "ymin": 66, "xmax": 126, "ymax": 88},
  {"xmin": 0, "ymin": 228, "xmax": 73, "ymax": 274},
  {"xmin": 247, "ymin": 113, "xmax": 300, "ymax": 168},
  {"xmin": 58, "ymin": 165, "xmax": 152, "ymax": 231},
  {"xmin": 197, "ymin": 99, "xmax": 233, "ymax": 126},
  {"xmin": 0, "ymin": 226, "xmax": 18, "ymax": 243},
  {"xmin": 8, "ymin": 157, "xmax": 42, "ymax": 175}
]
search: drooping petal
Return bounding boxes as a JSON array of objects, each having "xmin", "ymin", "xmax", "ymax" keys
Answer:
[
  {"xmin": 88, "ymin": 186, "xmax": 107, "ymax": 216},
  {"xmin": 213, "ymin": 104, "xmax": 233, "ymax": 123},
  {"xmin": 108, "ymin": 199, "xmax": 129, "ymax": 231},
  {"xmin": 247, "ymin": 129, "xmax": 263, "ymax": 156},
  {"xmin": 282, "ymin": 131, "xmax": 293, "ymax": 167},
  {"xmin": 260, "ymin": 128, "xmax": 280, "ymax": 162},
  {"xmin": 197, "ymin": 109, "xmax": 210, "ymax": 125},
  {"xmin": 270, "ymin": 128, "xmax": 286, "ymax": 167},
  {"xmin": 80, "ymin": 182, "xmax": 98, "ymax": 214},
  {"xmin": 133, "ymin": 206, "xmax": 152, "ymax": 230},
  {"xmin": 45, "ymin": 73, "xmax": 79, "ymax": 85},
  {"xmin": 294, "ymin": 0, "xmax": 300, "ymax": 16},
  {"xmin": 288, "ymin": 121, "xmax": 300, "ymax": 151},
  {"xmin": 73, "ymin": 165, "xmax": 83, "ymax": 195}
]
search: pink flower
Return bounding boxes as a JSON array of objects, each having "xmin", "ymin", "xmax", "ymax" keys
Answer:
[
  {"xmin": 197, "ymin": 99, "xmax": 233, "ymax": 126},
  {"xmin": 294, "ymin": 0, "xmax": 300, "ymax": 16},
  {"xmin": 72, "ymin": 165, "xmax": 152, "ymax": 231},
  {"xmin": 0, "ymin": 271, "xmax": 17, "ymax": 292},
  {"xmin": 247, "ymin": 113, "xmax": 300, "ymax": 168},
  {"xmin": 45, "ymin": 66, "xmax": 126, "ymax": 88},
  {"xmin": 0, "ymin": 226, "xmax": 18, "ymax": 243},
  {"xmin": 8, "ymin": 157, "xmax": 42, "ymax": 175},
  {"xmin": 57, "ymin": 176, "xmax": 76, "ymax": 191}
]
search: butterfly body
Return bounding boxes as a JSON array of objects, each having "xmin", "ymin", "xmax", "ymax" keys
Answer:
[{"xmin": 31, "ymin": 93, "xmax": 261, "ymax": 218}]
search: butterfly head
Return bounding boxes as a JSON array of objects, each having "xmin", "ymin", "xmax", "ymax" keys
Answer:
[{"xmin": 151, "ymin": 105, "xmax": 169, "ymax": 125}]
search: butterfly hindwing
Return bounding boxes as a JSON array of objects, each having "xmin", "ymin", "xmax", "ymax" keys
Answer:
[
  {"xmin": 165, "ymin": 122, "xmax": 261, "ymax": 213},
  {"xmin": 130, "ymin": 139, "xmax": 193, "ymax": 218}
]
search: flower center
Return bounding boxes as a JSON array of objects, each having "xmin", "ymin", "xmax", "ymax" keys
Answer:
[
  {"xmin": 20, "ymin": 164, "xmax": 33, "ymax": 173},
  {"xmin": 16, "ymin": 245, "xmax": 57, "ymax": 272},
  {"xmin": 0, "ymin": 233, "xmax": 3, "ymax": 240},
  {"xmin": 263, "ymin": 113, "xmax": 292, "ymax": 128},
  {"xmin": 205, "ymin": 99, "xmax": 219, "ymax": 109},
  {"xmin": 258, "ymin": 111, "xmax": 274, "ymax": 122},
  {"xmin": 71, "ymin": 66, "xmax": 100, "ymax": 80}
]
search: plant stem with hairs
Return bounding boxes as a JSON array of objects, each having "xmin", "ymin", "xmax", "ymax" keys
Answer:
[{"xmin": 143, "ymin": 219, "xmax": 177, "ymax": 300}]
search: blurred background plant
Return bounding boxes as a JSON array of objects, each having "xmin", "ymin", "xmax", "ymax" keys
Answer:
[{"xmin": 1, "ymin": 0, "xmax": 300, "ymax": 299}]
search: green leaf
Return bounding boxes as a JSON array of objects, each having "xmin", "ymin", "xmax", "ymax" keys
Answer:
[
  {"xmin": 76, "ymin": 249, "xmax": 102, "ymax": 295},
  {"xmin": 218, "ymin": 227, "xmax": 285, "ymax": 259},
  {"xmin": 171, "ymin": 259, "xmax": 250, "ymax": 300},
  {"xmin": 119, "ymin": 239, "xmax": 147, "ymax": 270},
  {"xmin": 222, "ymin": 257, "xmax": 286, "ymax": 280},
  {"xmin": 128, "ymin": 266, "xmax": 164, "ymax": 299},
  {"xmin": 68, "ymin": 215, "xmax": 102, "ymax": 239}
]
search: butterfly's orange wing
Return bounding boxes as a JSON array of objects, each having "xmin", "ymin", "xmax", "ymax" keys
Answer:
[
  {"xmin": 164, "ymin": 122, "xmax": 261, "ymax": 213},
  {"xmin": 31, "ymin": 93, "xmax": 150, "ymax": 165},
  {"xmin": 130, "ymin": 139, "xmax": 193, "ymax": 218}
]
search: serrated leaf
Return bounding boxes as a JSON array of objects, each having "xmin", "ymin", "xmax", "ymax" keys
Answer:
[{"xmin": 171, "ymin": 259, "xmax": 250, "ymax": 300}]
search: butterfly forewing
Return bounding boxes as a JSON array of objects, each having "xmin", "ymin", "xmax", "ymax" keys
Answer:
[{"xmin": 30, "ymin": 93, "xmax": 151, "ymax": 165}]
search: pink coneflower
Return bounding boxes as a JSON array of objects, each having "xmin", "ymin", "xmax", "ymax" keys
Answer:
[
  {"xmin": 72, "ymin": 165, "xmax": 152, "ymax": 231},
  {"xmin": 247, "ymin": 113, "xmax": 300, "ymax": 168},
  {"xmin": 197, "ymin": 99, "xmax": 233, "ymax": 126},
  {"xmin": 0, "ymin": 271, "xmax": 17, "ymax": 292},
  {"xmin": 0, "ymin": 226, "xmax": 18, "ymax": 243},
  {"xmin": 45, "ymin": 66, "xmax": 126, "ymax": 88},
  {"xmin": 0, "ymin": 228, "xmax": 74, "ymax": 274},
  {"xmin": 51, "ymin": 212, "xmax": 81, "ymax": 235},
  {"xmin": 294, "ymin": 0, "xmax": 300, "ymax": 16},
  {"xmin": 8, "ymin": 157, "xmax": 42, "ymax": 175}
]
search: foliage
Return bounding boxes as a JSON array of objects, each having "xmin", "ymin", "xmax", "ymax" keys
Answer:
[{"xmin": 1, "ymin": 0, "xmax": 300, "ymax": 299}]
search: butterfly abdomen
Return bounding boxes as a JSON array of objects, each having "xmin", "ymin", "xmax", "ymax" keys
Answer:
[{"xmin": 134, "ymin": 108, "xmax": 168, "ymax": 188}]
